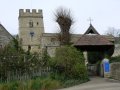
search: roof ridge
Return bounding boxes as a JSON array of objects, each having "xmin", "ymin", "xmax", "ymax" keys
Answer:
[{"xmin": 84, "ymin": 24, "xmax": 100, "ymax": 35}]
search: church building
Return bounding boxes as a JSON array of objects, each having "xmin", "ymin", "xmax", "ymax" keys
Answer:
[
  {"xmin": 18, "ymin": 9, "xmax": 114, "ymax": 57},
  {"xmin": 0, "ymin": 23, "xmax": 13, "ymax": 48}
]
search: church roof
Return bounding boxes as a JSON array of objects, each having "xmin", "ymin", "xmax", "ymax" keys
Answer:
[
  {"xmin": 84, "ymin": 24, "xmax": 100, "ymax": 35},
  {"xmin": 0, "ymin": 24, "xmax": 13, "ymax": 46},
  {"xmin": 74, "ymin": 35, "xmax": 113, "ymax": 46},
  {"xmin": 42, "ymin": 33, "xmax": 82, "ymax": 37}
]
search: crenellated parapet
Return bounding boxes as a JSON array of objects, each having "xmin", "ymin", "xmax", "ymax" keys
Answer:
[
  {"xmin": 19, "ymin": 9, "xmax": 43, "ymax": 18},
  {"xmin": 19, "ymin": 8, "xmax": 44, "ymax": 53}
]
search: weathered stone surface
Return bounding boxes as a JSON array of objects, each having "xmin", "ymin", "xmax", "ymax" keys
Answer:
[
  {"xmin": 112, "ymin": 44, "xmax": 120, "ymax": 57},
  {"xmin": 19, "ymin": 9, "xmax": 44, "ymax": 52},
  {"xmin": 18, "ymin": 9, "xmax": 115, "ymax": 57},
  {"xmin": 110, "ymin": 62, "xmax": 120, "ymax": 80}
]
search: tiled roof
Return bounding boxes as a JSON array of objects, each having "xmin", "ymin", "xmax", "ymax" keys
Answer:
[
  {"xmin": 102, "ymin": 35, "xmax": 115, "ymax": 42},
  {"xmin": 74, "ymin": 35, "xmax": 114, "ymax": 46},
  {"xmin": 0, "ymin": 24, "xmax": 13, "ymax": 46}
]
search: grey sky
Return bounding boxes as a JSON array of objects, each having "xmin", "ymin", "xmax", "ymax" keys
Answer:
[{"xmin": 0, "ymin": 0, "xmax": 120, "ymax": 35}]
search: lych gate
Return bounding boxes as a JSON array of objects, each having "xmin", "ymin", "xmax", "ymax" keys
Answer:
[{"xmin": 74, "ymin": 24, "xmax": 114, "ymax": 76}]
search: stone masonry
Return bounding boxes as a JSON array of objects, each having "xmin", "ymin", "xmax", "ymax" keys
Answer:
[
  {"xmin": 19, "ymin": 9, "xmax": 114, "ymax": 57},
  {"xmin": 110, "ymin": 62, "xmax": 120, "ymax": 80},
  {"xmin": 19, "ymin": 9, "xmax": 44, "ymax": 52}
]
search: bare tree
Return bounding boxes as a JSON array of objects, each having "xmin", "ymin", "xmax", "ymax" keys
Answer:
[
  {"xmin": 55, "ymin": 7, "xmax": 74, "ymax": 45},
  {"xmin": 105, "ymin": 27, "xmax": 120, "ymax": 37}
]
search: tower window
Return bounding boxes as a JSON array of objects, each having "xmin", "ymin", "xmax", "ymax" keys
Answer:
[
  {"xmin": 30, "ymin": 32, "xmax": 34, "ymax": 37},
  {"xmin": 30, "ymin": 32, "xmax": 34, "ymax": 41},
  {"xmin": 29, "ymin": 20, "xmax": 33, "ymax": 28},
  {"xmin": 37, "ymin": 22, "xmax": 39, "ymax": 25}
]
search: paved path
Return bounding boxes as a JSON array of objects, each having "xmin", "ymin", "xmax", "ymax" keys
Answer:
[{"xmin": 58, "ymin": 77, "xmax": 120, "ymax": 90}]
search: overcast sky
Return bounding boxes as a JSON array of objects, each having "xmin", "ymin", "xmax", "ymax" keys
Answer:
[{"xmin": 0, "ymin": 0, "xmax": 120, "ymax": 35}]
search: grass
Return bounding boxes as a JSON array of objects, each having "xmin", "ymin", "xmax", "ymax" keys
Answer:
[
  {"xmin": 0, "ymin": 76, "xmax": 89, "ymax": 90},
  {"xmin": 0, "ymin": 77, "xmax": 61, "ymax": 90},
  {"xmin": 62, "ymin": 79, "xmax": 89, "ymax": 88}
]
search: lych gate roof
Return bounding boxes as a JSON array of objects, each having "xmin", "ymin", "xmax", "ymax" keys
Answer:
[
  {"xmin": 74, "ymin": 35, "xmax": 114, "ymax": 46},
  {"xmin": 74, "ymin": 24, "xmax": 114, "ymax": 46},
  {"xmin": 84, "ymin": 24, "xmax": 100, "ymax": 35}
]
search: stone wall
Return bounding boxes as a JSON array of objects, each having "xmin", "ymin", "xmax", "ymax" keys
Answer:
[
  {"xmin": 41, "ymin": 33, "xmax": 81, "ymax": 57},
  {"xmin": 110, "ymin": 62, "xmax": 120, "ymax": 80},
  {"xmin": 112, "ymin": 44, "xmax": 120, "ymax": 57}
]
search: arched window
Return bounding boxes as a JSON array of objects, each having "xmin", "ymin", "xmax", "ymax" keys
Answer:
[{"xmin": 29, "ymin": 20, "xmax": 33, "ymax": 28}]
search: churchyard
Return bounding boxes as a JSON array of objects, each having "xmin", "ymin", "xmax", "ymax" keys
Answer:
[{"xmin": 0, "ymin": 7, "xmax": 120, "ymax": 90}]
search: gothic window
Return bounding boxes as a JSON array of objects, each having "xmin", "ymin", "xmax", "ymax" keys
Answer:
[{"xmin": 29, "ymin": 20, "xmax": 33, "ymax": 28}]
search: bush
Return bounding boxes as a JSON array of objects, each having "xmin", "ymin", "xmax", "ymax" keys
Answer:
[
  {"xmin": 110, "ymin": 55, "xmax": 120, "ymax": 63},
  {"xmin": 50, "ymin": 46, "xmax": 88, "ymax": 79},
  {"xmin": 72, "ymin": 63, "xmax": 88, "ymax": 79},
  {"xmin": 0, "ymin": 38, "xmax": 50, "ymax": 82}
]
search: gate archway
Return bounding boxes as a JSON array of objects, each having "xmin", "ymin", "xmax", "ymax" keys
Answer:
[{"xmin": 74, "ymin": 24, "xmax": 115, "ymax": 76}]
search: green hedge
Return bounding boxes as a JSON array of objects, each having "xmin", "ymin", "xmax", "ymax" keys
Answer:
[
  {"xmin": 110, "ymin": 55, "xmax": 120, "ymax": 63},
  {"xmin": 49, "ymin": 46, "xmax": 88, "ymax": 80}
]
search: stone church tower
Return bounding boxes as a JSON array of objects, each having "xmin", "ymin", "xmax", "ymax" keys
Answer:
[{"xmin": 19, "ymin": 9, "xmax": 44, "ymax": 52}]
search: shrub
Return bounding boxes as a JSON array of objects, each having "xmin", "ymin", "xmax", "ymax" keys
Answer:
[
  {"xmin": 72, "ymin": 63, "xmax": 88, "ymax": 79},
  {"xmin": 50, "ymin": 46, "xmax": 88, "ymax": 79},
  {"xmin": 110, "ymin": 55, "xmax": 120, "ymax": 63},
  {"xmin": 0, "ymin": 38, "xmax": 50, "ymax": 82}
]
